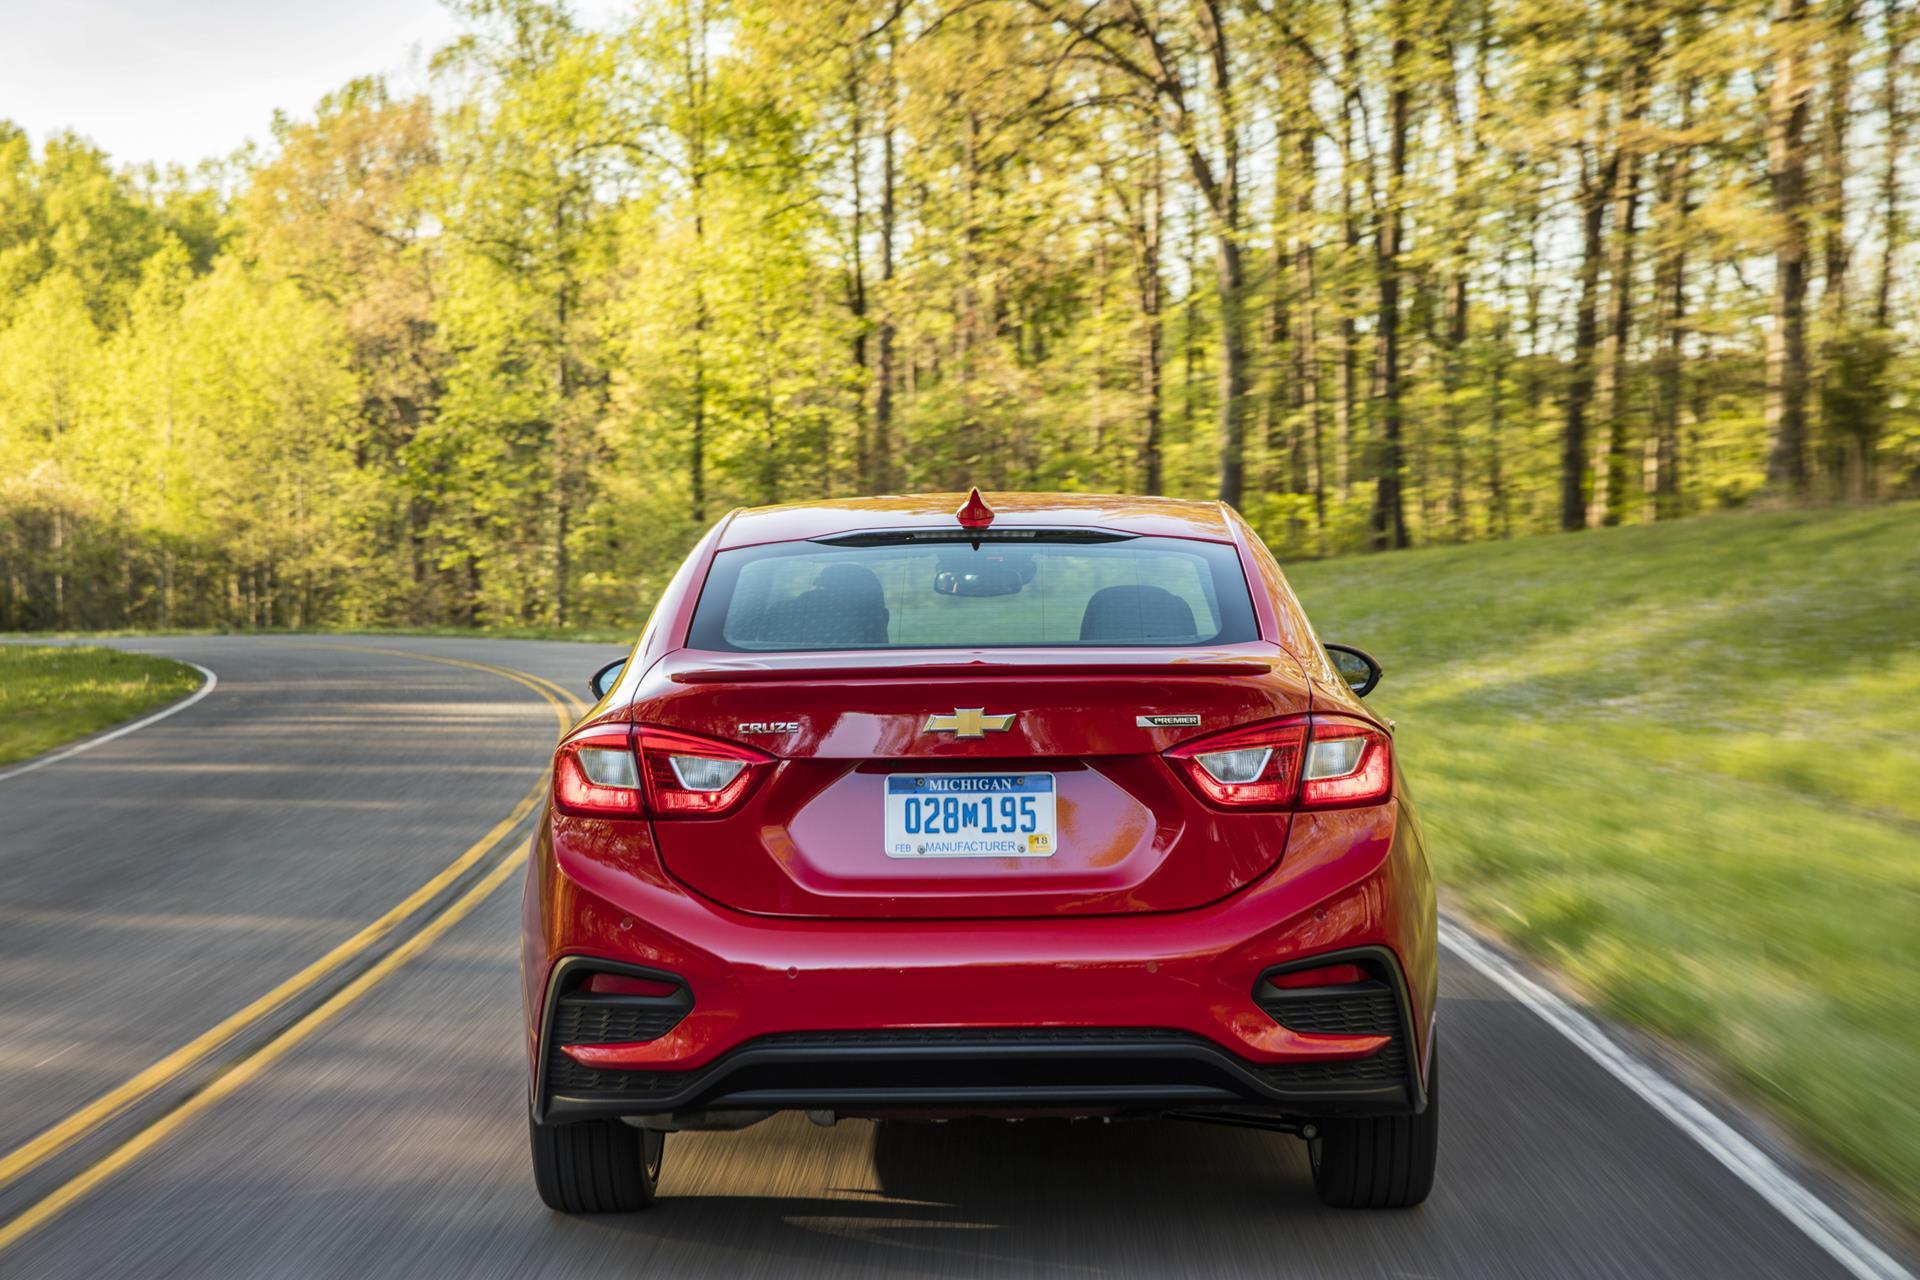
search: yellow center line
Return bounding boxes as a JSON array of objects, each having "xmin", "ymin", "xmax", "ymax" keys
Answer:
[
  {"xmin": 0, "ymin": 648, "xmax": 581, "ymax": 1209},
  {"xmin": 307, "ymin": 643, "xmax": 591, "ymax": 721},
  {"xmin": 0, "ymin": 840, "xmax": 534, "ymax": 1254}
]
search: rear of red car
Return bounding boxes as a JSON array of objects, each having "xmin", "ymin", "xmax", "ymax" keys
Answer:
[{"xmin": 521, "ymin": 493, "xmax": 1439, "ymax": 1212}]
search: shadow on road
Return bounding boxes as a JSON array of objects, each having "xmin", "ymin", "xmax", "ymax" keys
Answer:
[{"xmin": 582, "ymin": 1116, "xmax": 1344, "ymax": 1277}]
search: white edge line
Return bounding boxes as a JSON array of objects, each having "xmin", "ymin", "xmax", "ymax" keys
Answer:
[
  {"xmin": 0, "ymin": 662, "xmax": 218, "ymax": 785},
  {"xmin": 1439, "ymin": 916, "xmax": 1914, "ymax": 1280}
]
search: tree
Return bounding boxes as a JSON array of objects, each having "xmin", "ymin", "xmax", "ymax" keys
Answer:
[
  {"xmin": 6, "ymin": 0, "xmax": 1920, "ymax": 633},
  {"xmin": 1023, "ymin": 0, "xmax": 1256, "ymax": 505},
  {"xmin": 1766, "ymin": 0, "xmax": 1815, "ymax": 494}
]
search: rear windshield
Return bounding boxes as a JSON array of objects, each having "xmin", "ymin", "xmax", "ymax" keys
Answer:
[{"xmin": 687, "ymin": 535, "xmax": 1258, "ymax": 651}]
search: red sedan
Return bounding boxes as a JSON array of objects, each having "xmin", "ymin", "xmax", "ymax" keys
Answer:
[{"xmin": 521, "ymin": 491, "xmax": 1439, "ymax": 1211}]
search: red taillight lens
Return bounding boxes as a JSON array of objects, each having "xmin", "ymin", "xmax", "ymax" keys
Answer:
[
  {"xmin": 553, "ymin": 724, "xmax": 772, "ymax": 819},
  {"xmin": 636, "ymin": 726, "xmax": 772, "ymax": 817},
  {"xmin": 553, "ymin": 728, "xmax": 644, "ymax": 817},
  {"xmin": 1167, "ymin": 720, "xmax": 1306, "ymax": 807},
  {"xmin": 1299, "ymin": 718, "xmax": 1392, "ymax": 809},
  {"xmin": 1165, "ymin": 714, "xmax": 1391, "ymax": 811}
]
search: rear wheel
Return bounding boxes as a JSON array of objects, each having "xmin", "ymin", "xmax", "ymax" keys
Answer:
[
  {"xmin": 529, "ymin": 1110, "xmax": 664, "ymax": 1213},
  {"xmin": 1309, "ymin": 1036, "xmax": 1440, "ymax": 1209}
]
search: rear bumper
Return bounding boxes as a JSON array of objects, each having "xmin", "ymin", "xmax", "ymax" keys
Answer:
[
  {"xmin": 522, "ymin": 801, "xmax": 1438, "ymax": 1123},
  {"xmin": 540, "ymin": 1023, "xmax": 1415, "ymax": 1124}
]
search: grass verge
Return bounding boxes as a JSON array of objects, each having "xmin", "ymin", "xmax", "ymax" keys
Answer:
[
  {"xmin": 0, "ymin": 645, "xmax": 204, "ymax": 768},
  {"xmin": 1287, "ymin": 501, "xmax": 1920, "ymax": 1229}
]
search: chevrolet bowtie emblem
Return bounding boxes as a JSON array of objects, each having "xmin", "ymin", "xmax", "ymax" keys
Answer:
[{"xmin": 922, "ymin": 708, "xmax": 1016, "ymax": 738}]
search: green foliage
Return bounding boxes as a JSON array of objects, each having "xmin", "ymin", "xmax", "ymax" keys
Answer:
[
  {"xmin": 1, "ymin": 0, "xmax": 1918, "ymax": 632},
  {"xmin": 1289, "ymin": 501, "xmax": 1920, "ymax": 1224},
  {"xmin": 0, "ymin": 644, "xmax": 202, "ymax": 766}
]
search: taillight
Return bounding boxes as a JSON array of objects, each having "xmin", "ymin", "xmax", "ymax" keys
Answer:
[
  {"xmin": 1298, "ymin": 717, "xmax": 1392, "ymax": 809},
  {"xmin": 1166, "ymin": 714, "xmax": 1391, "ymax": 810},
  {"xmin": 554, "ymin": 728, "xmax": 643, "ymax": 817},
  {"xmin": 1168, "ymin": 720, "xmax": 1307, "ymax": 807},
  {"xmin": 636, "ymin": 726, "xmax": 770, "ymax": 817},
  {"xmin": 552, "ymin": 724, "xmax": 772, "ymax": 819}
]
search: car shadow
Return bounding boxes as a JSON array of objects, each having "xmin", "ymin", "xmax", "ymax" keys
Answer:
[{"xmin": 587, "ymin": 1116, "xmax": 1342, "ymax": 1276}]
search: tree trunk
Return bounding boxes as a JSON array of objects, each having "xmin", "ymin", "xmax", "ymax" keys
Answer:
[
  {"xmin": 1265, "ymin": 126, "xmax": 1292, "ymax": 499},
  {"xmin": 1593, "ymin": 30, "xmax": 1658, "ymax": 528},
  {"xmin": 1878, "ymin": 0, "xmax": 1908, "ymax": 331},
  {"xmin": 1765, "ymin": 0, "xmax": 1813, "ymax": 494},
  {"xmin": 685, "ymin": 5, "xmax": 711, "ymax": 522},
  {"xmin": 1137, "ymin": 134, "xmax": 1166, "ymax": 494},
  {"xmin": 1439, "ymin": 29, "xmax": 1477, "ymax": 542},
  {"xmin": 1336, "ymin": 0, "xmax": 1365, "ymax": 507},
  {"xmin": 1183, "ymin": 210, "xmax": 1201, "ymax": 443},
  {"xmin": 1487, "ymin": 315, "xmax": 1509, "ymax": 538},
  {"xmin": 1652, "ymin": 72, "xmax": 1698, "ymax": 520},
  {"xmin": 1337, "ymin": 154, "xmax": 1358, "ymax": 504},
  {"xmin": 553, "ymin": 268, "xmax": 573, "ymax": 629},
  {"xmin": 1817, "ymin": 0, "xmax": 1861, "ymax": 492},
  {"xmin": 873, "ymin": 38, "xmax": 898, "ymax": 494},
  {"xmin": 1214, "ymin": 238, "xmax": 1250, "ymax": 507},
  {"xmin": 1293, "ymin": 127, "xmax": 1324, "ymax": 533},
  {"xmin": 1370, "ymin": 16, "xmax": 1410, "ymax": 550},
  {"xmin": 1821, "ymin": 1, "xmax": 1858, "ymax": 309},
  {"xmin": 1444, "ymin": 274, "xmax": 1467, "ymax": 539},
  {"xmin": 1563, "ymin": 142, "xmax": 1620, "ymax": 531},
  {"xmin": 1190, "ymin": 0, "xmax": 1247, "ymax": 509},
  {"xmin": 846, "ymin": 50, "xmax": 869, "ymax": 493}
]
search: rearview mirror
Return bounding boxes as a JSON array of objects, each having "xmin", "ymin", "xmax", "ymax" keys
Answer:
[
  {"xmin": 589, "ymin": 658, "xmax": 626, "ymax": 700},
  {"xmin": 1324, "ymin": 643, "xmax": 1382, "ymax": 697},
  {"xmin": 932, "ymin": 564, "xmax": 1026, "ymax": 597}
]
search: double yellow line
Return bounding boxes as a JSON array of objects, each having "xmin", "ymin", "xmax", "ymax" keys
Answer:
[{"xmin": 0, "ymin": 646, "xmax": 586, "ymax": 1253}]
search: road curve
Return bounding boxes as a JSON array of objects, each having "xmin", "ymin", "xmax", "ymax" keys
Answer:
[{"xmin": 0, "ymin": 636, "xmax": 1909, "ymax": 1279}]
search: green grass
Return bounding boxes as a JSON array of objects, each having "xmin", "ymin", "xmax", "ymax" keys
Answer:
[
  {"xmin": 1288, "ymin": 502, "xmax": 1920, "ymax": 1226},
  {"xmin": 0, "ymin": 645, "xmax": 205, "ymax": 767}
]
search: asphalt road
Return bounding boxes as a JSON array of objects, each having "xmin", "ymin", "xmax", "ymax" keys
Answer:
[{"xmin": 0, "ymin": 636, "xmax": 1910, "ymax": 1279}]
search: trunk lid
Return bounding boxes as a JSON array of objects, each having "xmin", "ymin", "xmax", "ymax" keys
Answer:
[{"xmin": 632, "ymin": 645, "xmax": 1312, "ymax": 919}]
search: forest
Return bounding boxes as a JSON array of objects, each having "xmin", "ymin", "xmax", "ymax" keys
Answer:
[{"xmin": 0, "ymin": 0, "xmax": 1914, "ymax": 632}]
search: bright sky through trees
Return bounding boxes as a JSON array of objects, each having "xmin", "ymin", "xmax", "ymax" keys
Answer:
[{"xmin": 0, "ymin": 0, "xmax": 620, "ymax": 167}]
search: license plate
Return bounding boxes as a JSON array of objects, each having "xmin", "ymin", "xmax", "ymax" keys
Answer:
[{"xmin": 884, "ymin": 773, "xmax": 1057, "ymax": 858}]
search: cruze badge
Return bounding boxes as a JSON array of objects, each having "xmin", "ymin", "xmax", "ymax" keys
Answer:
[
  {"xmin": 922, "ymin": 708, "xmax": 1016, "ymax": 738},
  {"xmin": 737, "ymin": 721, "xmax": 800, "ymax": 735}
]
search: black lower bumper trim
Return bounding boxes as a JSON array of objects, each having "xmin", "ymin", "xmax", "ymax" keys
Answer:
[{"xmin": 539, "ymin": 1028, "xmax": 1413, "ymax": 1124}]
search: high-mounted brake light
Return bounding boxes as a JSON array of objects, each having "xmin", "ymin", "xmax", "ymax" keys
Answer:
[
  {"xmin": 955, "ymin": 486, "xmax": 995, "ymax": 529},
  {"xmin": 553, "ymin": 725, "xmax": 773, "ymax": 819},
  {"xmin": 1165, "ymin": 714, "xmax": 1391, "ymax": 810}
]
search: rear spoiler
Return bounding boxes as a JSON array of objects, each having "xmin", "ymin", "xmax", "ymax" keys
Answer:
[{"xmin": 667, "ymin": 650, "xmax": 1277, "ymax": 684}]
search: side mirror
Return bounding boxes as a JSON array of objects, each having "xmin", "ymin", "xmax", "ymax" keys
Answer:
[
  {"xmin": 1323, "ymin": 643, "xmax": 1382, "ymax": 697},
  {"xmin": 589, "ymin": 658, "xmax": 626, "ymax": 700}
]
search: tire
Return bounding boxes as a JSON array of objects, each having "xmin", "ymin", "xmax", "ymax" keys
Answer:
[
  {"xmin": 1310, "ymin": 1034, "xmax": 1440, "ymax": 1209},
  {"xmin": 529, "ymin": 1109, "xmax": 664, "ymax": 1213}
]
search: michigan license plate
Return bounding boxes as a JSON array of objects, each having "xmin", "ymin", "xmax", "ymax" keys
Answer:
[{"xmin": 883, "ymin": 773, "xmax": 1057, "ymax": 858}]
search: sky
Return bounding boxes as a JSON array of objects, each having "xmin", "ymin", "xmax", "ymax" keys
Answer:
[{"xmin": 0, "ymin": 0, "xmax": 621, "ymax": 170}]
